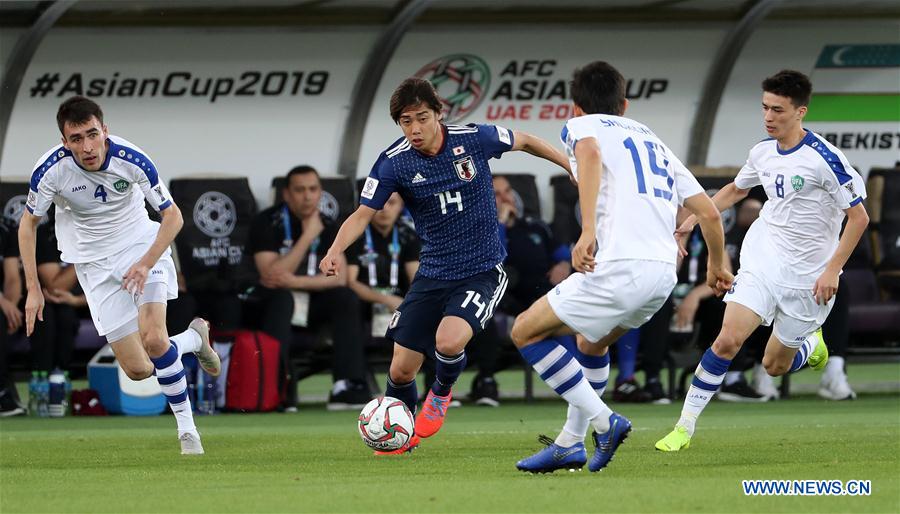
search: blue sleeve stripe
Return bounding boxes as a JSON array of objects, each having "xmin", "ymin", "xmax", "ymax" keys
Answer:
[
  {"xmin": 849, "ymin": 196, "xmax": 863, "ymax": 207},
  {"xmin": 26, "ymin": 205, "xmax": 35, "ymax": 214},
  {"xmin": 30, "ymin": 146, "xmax": 69, "ymax": 191},
  {"xmin": 158, "ymin": 199, "xmax": 172, "ymax": 211},
  {"xmin": 808, "ymin": 135, "xmax": 852, "ymax": 185},
  {"xmin": 111, "ymin": 143, "xmax": 160, "ymax": 186}
]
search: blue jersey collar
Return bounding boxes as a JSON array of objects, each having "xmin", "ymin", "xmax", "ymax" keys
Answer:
[
  {"xmin": 72, "ymin": 138, "xmax": 113, "ymax": 171},
  {"xmin": 776, "ymin": 129, "xmax": 814, "ymax": 155}
]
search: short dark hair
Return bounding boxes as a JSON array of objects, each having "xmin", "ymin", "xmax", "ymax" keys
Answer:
[
  {"xmin": 570, "ymin": 61, "xmax": 626, "ymax": 116},
  {"xmin": 389, "ymin": 78, "xmax": 443, "ymax": 123},
  {"xmin": 762, "ymin": 70, "xmax": 812, "ymax": 107},
  {"xmin": 57, "ymin": 96, "xmax": 104, "ymax": 135},
  {"xmin": 286, "ymin": 165, "xmax": 319, "ymax": 184}
]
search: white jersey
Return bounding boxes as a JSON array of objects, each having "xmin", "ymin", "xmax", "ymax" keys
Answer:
[
  {"xmin": 26, "ymin": 135, "xmax": 173, "ymax": 264},
  {"xmin": 562, "ymin": 114, "xmax": 704, "ymax": 265},
  {"xmin": 735, "ymin": 130, "xmax": 866, "ymax": 289}
]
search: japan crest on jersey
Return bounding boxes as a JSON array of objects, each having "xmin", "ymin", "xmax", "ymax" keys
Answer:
[{"xmin": 453, "ymin": 155, "xmax": 477, "ymax": 182}]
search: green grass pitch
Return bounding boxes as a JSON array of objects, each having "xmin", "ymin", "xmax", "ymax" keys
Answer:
[{"xmin": 2, "ymin": 395, "xmax": 898, "ymax": 513}]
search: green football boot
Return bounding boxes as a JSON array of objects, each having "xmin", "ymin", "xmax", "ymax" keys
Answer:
[
  {"xmin": 655, "ymin": 426, "xmax": 691, "ymax": 452},
  {"xmin": 807, "ymin": 328, "xmax": 829, "ymax": 371}
]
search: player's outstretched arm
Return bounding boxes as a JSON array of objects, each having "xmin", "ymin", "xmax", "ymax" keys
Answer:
[
  {"xmin": 512, "ymin": 130, "xmax": 571, "ymax": 175},
  {"xmin": 676, "ymin": 182, "xmax": 750, "ymax": 237},
  {"xmin": 571, "ymin": 137, "xmax": 601, "ymax": 273},
  {"xmin": 17, "ymin": 211, "xmax": 45, "ymax": 336},
  {"xmin": 683, "ymin": 192, "xmax": 733, "ymax": 295},
  {"xmin": 814, "ymin": 202, "xmax": 869, "ymax": 305},
  {"xmin": 675, "ymin": 182, "xmax": 750, "ymax": 257},
  {"xmin": 320, "ymin": 205, "xmax": 377, "ymax": 277},
  {"xmin": 123, "ymin": 203, "xmax": 183, "ymax": 296}
]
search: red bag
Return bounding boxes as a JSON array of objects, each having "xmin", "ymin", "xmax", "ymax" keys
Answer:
[
  {"xmin": 71, "ymin": 389, "xmax": 107, "ymax": 416},
  {"xmin": 224, "ymin": 330, "xmax": 283, "ymax": 412}
]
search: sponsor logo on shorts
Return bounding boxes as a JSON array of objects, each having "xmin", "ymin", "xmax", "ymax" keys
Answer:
[{"xmin": 151, "ymin": 269, "xmax": 164, "ymax": 275}]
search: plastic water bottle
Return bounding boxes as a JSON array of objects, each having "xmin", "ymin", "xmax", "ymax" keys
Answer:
[
  {"xmin": 37, "ymin": 371, "xmax": 50, "ymax": 418},
  {"xmin": 201, "ymin": 373, "xmax": 217, "ymax": 415},
  {"xmin": 48, "ymin": 369, "xmax": 66, "ymax": 417},
  {"xmin": 28, "ymin": 371, "xmax": 40, "ymax": 416},
  {"xmin": 63, "ymin": 371, "xmax": 72, "ymax": 415}
]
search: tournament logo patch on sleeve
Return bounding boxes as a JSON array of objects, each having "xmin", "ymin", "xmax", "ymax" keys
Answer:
[
  {"xmin": 361, "ymin": 177, "xmax": 379, "ymax": 200},
  {"xmin": 496, "ymin": 126, "xmax": 511, "ymax": 145},
  {"xmin": 153, "ymin": 185, "xmax": 167, "ymax": 203},
  {"xmin": 843, "ymin": 181, "xmax": 859, "ymax": 201}
]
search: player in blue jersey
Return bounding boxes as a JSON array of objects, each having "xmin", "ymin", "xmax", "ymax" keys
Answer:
[{"xmin": 321, "ymin": 78, "xmax": 570, "ymax": 453}]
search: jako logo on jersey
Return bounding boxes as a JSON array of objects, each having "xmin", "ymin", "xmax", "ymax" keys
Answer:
[
  {"xmin": 791, "ymin": 175, "xmax": 805, "ymax": 192},
  {"xmin": 453, "ymin": 155, "xmax": 477, "ymax": 181},
  {"xmin": 193, "ymin": 191, "xmax": 237, "ymax": 238},
  {"xmin": 414, "ymin": 54, "xmax": 491, "ymax": 123},
  {"xmin": 113, "ymin": 179, "xmax": 129, "ymax": 193},
  {"xmin": 71, "ymin": 185, "xmax": 87, "ymax": 192}
]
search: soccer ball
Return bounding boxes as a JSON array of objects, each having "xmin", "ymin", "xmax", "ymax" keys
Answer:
[{"xmin": 357, "ymin": 396, "xmax": 414, "ymax": 451}]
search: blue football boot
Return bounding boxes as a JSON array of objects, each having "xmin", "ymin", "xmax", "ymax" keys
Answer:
[
  {"xmin": 516, "ymin": 435, "xmax": 587, "ymax": 473},
  {"xmin": 588, "ymin": 412, "xmax": 632, "ymax": 472}
]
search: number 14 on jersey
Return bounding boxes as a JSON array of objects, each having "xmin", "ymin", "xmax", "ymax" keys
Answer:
[{"xmin": 435, "ymin": 190, "xmax": 463, "ymax": 214}]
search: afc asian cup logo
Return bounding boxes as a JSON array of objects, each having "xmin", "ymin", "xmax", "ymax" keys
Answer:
[
  {"xmin": 318, "ymin": 190, "xmax": 340, "ymax": 221},
  {"xmin": 3, "ymin": 195, "xmax": 27, "ymax": 226},
  {"xmin": 414, "ymin": 54, "xmax": 491, "ymax": 123},
  {"xmin": 4, "ymin": 194, "xmax": 48, "ymax": 226},
  {"xmin": 193, "ymin": 191, "xmax": 237, "ymax": 238}
]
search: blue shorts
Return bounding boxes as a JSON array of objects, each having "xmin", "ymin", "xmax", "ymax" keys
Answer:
[{"xmin": 386, "ymin": 264, "xmax": 507, "ymax": 355}]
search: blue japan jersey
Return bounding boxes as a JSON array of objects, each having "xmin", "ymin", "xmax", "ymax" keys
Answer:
[{"xmin": 360, "ymin": 123, "xmax": 513, "ymax": 280}]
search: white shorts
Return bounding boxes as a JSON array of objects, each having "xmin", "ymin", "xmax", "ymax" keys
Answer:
[
  {"xmin": 724, "ymin": 270, "xmax": 833, "ymax": 348},
  {"xmin": 74, "ymin": 242, "xmax": 178, "ymax": 336},
  {"xmin": 547, "ymin": 259, "xmax": 676, "ymax": 342}
]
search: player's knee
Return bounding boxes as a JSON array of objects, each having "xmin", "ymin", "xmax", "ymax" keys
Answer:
[
  {"xmin": 140, "ymin": 329, "xmax": 170, "ymax": 358},
  {"xmin": 389, "ymin": 363, "xmax": 417, "ymax": 384},
  {"xmin": 711, "ymin": 333, "xmax": 742, "ymax": 359},
  {"xmin": 434, "ymin": 332, "xmax": 465, "ymax": 356},
  {"xmin": 121, "ymin": 362, "xmax": 154, "ymax": 381},
  {"xmin": 510, "ymin": 315, "xmax": 532, "ymax": 348},
  {"xmin": 763, "ymin": 356, "xmax": 789, "ymax": 377}
]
